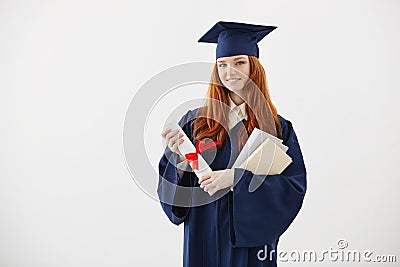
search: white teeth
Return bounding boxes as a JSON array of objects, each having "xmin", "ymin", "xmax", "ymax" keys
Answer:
[{"xmin": 227, "ymin": 78, "xmax": 240, "ymax": 81}]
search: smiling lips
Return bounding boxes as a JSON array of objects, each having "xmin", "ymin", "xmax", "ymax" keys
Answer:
[{"xmin": 226, "ymin": 78, "xmax": 241, "ymax": 82}]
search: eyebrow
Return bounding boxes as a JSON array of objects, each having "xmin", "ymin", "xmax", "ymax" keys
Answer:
[{"xmin": 217, "ymin": 56, "xmax": 247, "ymax": 63}]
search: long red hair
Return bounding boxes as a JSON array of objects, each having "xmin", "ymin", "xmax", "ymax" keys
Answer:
[{"xmin": 191, "ymin": 56, "xmax": 282, "ymax": 150}]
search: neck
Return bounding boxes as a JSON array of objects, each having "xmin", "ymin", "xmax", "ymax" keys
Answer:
[{"xmin": 229, "ymin": 91, "xmax": 245, "ymax": 106}]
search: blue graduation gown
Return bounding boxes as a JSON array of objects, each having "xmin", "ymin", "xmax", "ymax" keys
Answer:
[{"xmin": 158, "ymin": 108, "xmax": 307, "ymax": 267}]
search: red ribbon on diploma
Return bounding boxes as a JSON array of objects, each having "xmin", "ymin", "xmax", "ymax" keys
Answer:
[{"xmin": 185, "ymin": 140, "xmax": 220, "ymax": 171}]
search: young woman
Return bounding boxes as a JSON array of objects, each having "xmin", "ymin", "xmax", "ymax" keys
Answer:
[{"xmin": 158, "ymin": 21, "xmax": 307, "ymax": 267}]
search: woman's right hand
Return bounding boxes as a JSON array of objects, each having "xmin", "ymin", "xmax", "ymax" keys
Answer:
[{"xmin": 161, "ymin": 128, "xmax": 185, "ymax": 158}]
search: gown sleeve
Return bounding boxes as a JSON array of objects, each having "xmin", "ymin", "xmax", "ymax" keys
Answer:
[
  {"xmin": 230, "ymin": 119, "xmax": 307, "ymax": 247},
  {"xmin": 157, "ymin": 110, "xmax": 195, "ymax": 226}
]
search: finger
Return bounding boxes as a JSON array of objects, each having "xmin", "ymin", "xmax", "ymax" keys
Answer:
[
  {"xmin": 208, "ymin": 183, "xmax": 221, "ymax": 196},
  {"xmin": 204, "ymin": 182, "xmax": 216, "ymax": 193},
  {"xmin": 171, "ymin": 142, "xmax": 179, "ymax": 153},
  {"xmin": 161, "ymin": 128, "xmax": 172, "ymax": 138},
  {"xmin": 200, "ymin": 178, "xmax": 213, "ymax": 188},
  {"xmin": 168, "ymin": 132, "xmax": 181, "ymax": 145},
  {"xmin": 165, "ymin": 130, "xmax": 176, "ymax": 142},
  {"xmin": 176, "ymin": 138, "xmax": 184, "ymax": 147},
  {"xmin": 207, "ymin": 186, "xmax": 217, "ymax": 196},
  {"xmin": 198, "ymin": 176, "xmax": 206, "ymax": 184},
  {"xmin": 165, "ymin": 129, "xmax": 180, "ymax": 141},
  {"xmin": 168, "ymin": 134, "xmax": 181, "ymax": 148},
  {"xmin": 208, "ymin": 187, "xmax": 218, "ymax": 196},
  {"xmin": 171, "ymin": 141, "xmax": 183, "ymax": 155},
  {"xmin": 176, "ymin": 134, "xmax": 184, "ymax": 143},
  {"xmin": 199, "ymin": 173, "xmax": 212, "ymax": 184}
]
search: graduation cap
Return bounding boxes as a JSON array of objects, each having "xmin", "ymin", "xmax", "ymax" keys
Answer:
[{"xmin": 198, "ymin": 21, "xmax": 277, "ymax": 59}]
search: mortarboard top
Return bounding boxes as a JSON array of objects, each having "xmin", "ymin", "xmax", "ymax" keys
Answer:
[{"xmin": 198, "ymin": 21, "xmax": 277, "ymax": 59}]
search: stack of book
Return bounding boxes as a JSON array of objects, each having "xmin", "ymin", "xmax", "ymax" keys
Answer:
[{"xmin": 232, "ymin": 128, "xmax": 292, "ymax": 175}]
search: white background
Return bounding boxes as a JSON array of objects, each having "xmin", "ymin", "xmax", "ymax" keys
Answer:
[{"xmin": 1, "ymin": 0, "xmax": 399, "ymax": 266}]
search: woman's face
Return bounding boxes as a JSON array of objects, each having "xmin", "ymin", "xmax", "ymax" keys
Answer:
[{"xmin": 217, "ymin": 55, "xmax": 250, "ymax": 92}]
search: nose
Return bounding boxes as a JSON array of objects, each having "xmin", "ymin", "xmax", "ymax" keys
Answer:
[{"xmin": 227, "ymin": 65, "xmax": 237, "ymax": 76}]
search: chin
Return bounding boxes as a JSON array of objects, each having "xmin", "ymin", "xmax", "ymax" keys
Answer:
[
  {"xmin": 222, "ymin": 83, "xmax": 242, "ymax": 91},
  {"xmin": 226, "ymin": 86, "xmax": 244, "ymax": 92}
]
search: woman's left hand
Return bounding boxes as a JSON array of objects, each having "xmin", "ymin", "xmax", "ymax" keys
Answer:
[{"xmin": 199, "ymin": 169, "xmax": 234, "ymax": 196}]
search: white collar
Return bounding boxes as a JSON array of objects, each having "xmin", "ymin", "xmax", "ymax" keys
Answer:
[{"xmin": 228, "ymin": 94, "xmax": 247, "ymax": 118}]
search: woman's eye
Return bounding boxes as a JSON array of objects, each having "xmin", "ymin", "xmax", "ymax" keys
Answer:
[
  {"xmin": 218, "ymin": 63, "xmax": 226, "ymax": 67},
  {"xmin": 236, "ymin": 61, "xmax": 245, "ymax": 65}
]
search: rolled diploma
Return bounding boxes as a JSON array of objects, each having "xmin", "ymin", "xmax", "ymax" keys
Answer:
[{"xmin": 174, "ymin": 124, "xmax": 213, "ymax": 179}]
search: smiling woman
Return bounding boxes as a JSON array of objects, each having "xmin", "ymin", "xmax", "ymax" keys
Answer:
[{"xmin": 158, "ymin": 21, "xmax": 307, "ymax": 267}]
